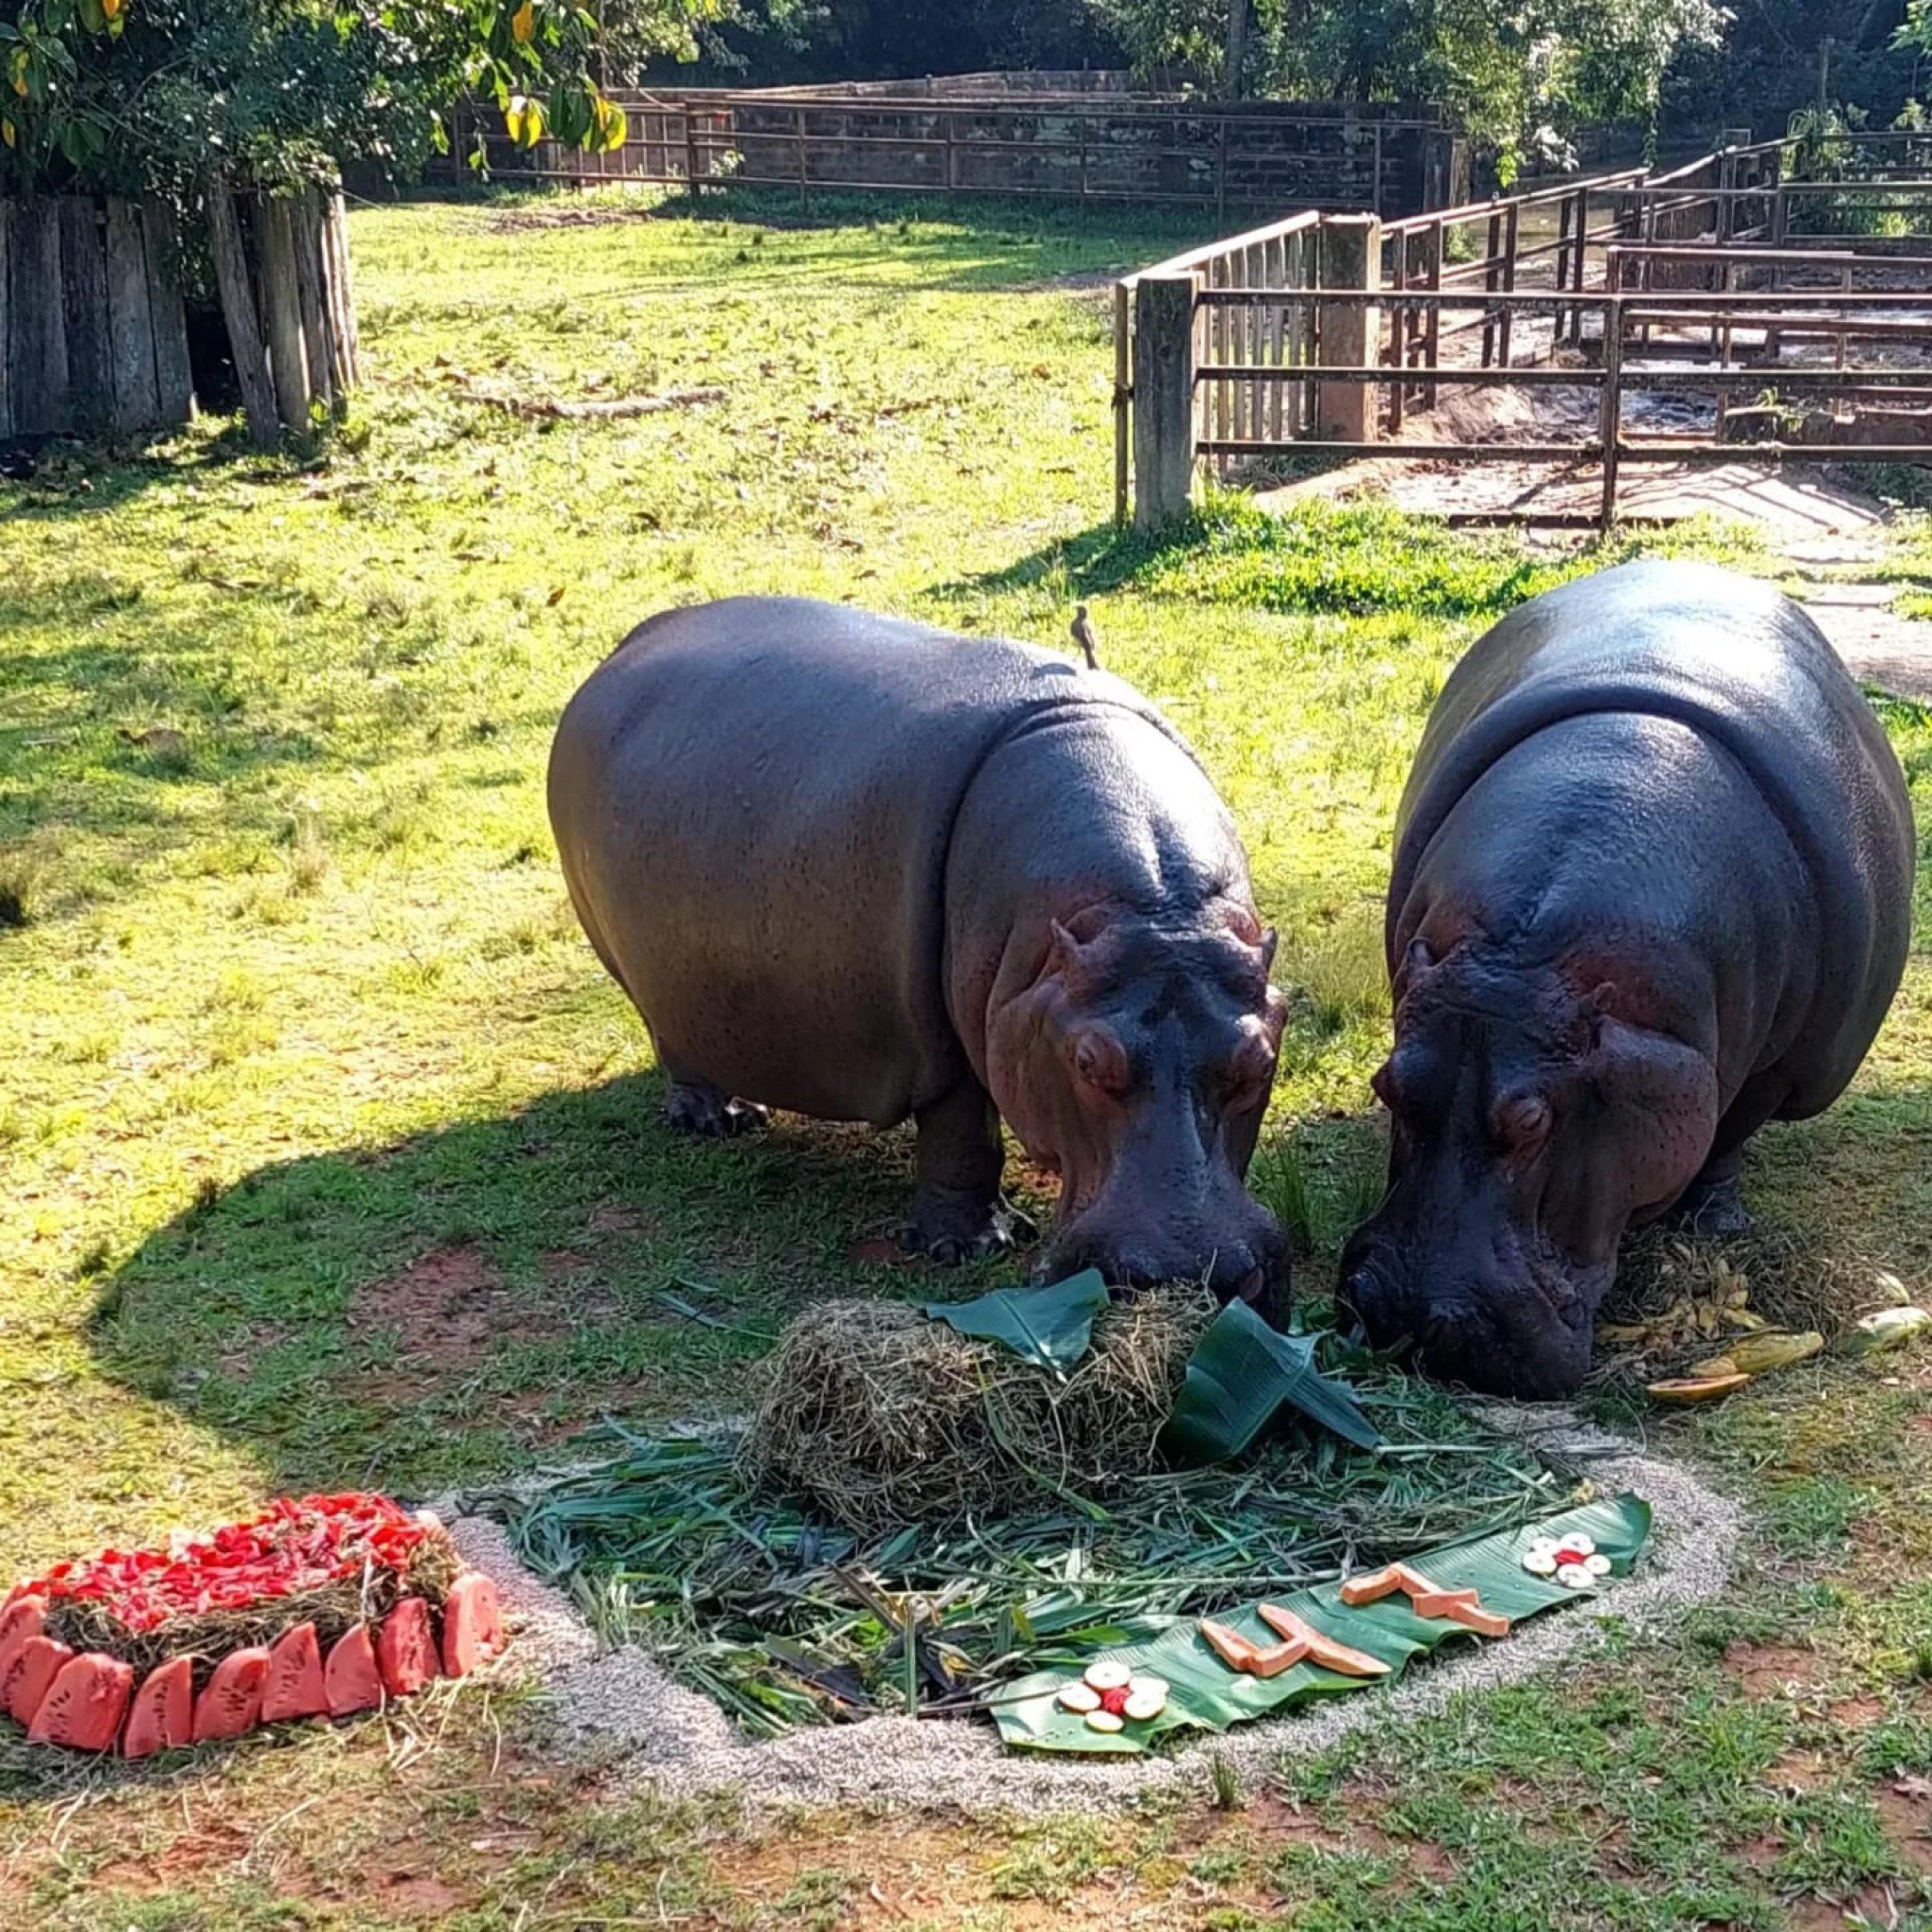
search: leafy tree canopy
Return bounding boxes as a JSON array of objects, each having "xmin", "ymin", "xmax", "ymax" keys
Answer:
[{"xmin": 0, "ymin": 0, "xmax": 739, "ymax": 193}]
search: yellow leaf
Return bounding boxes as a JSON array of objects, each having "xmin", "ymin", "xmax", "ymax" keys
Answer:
[
  {"xmin": 0, "ymin": 117, "xmax": 12, "ymax": 149},
  {"xmin": 504, "ymin": 95, "xmax": 528, "ymax": 145},
  {"xmin": 510, "ymin": 0, "xmax": 533, "ymax": 40},
  {"xmin": 10, "ymin": 76, "xmax": 25, "ymax": 99},
  {"xmin": 546, "ymin": 584, "xmax": 566, "ymax": 606},
  {"xmin": 102, "ymin": 0, "xmax": 123, "ymax": 18}
]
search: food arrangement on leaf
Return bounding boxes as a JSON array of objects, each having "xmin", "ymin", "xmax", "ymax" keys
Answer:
[{"xmin": 0, "ymin": 1494, "xmax": 507, "ymax": 1754}]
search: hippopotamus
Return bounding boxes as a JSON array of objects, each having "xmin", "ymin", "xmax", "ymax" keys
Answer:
[
  {"xmin": 1339, "ymin": 561, "xmax": 1914, "ymax": 1398},
  {"xmin": 547, "ymin": 596, "xmax": 1292, "ymax": 1315}
]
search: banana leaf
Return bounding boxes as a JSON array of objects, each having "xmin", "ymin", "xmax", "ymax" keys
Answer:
[
  {"xmin": 1159, "ymin": 1298, "xmax": 1382, "ymax": 1462},
  {"xmin": 993, "ymin": 1493, "xmax": 1652, "ymax": 1754},
  {"xmin": 921, "ymin": 1269, "xmax": 1110, "ymax": 1373}
]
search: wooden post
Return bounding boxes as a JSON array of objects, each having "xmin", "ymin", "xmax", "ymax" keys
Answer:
[
  {"xmin": 319, "ymin": 194, "xmax": 360, "ymax": 393},
  {"xmin": 1132, "ymin": 271, "xmax": 1196, "ymax": 528},
  {"xmin": 1217, "ymin": 115, "xmax": 1229, "ymax": 221},
  {"xmin": 1423, "ymin": 216, "xmax": 1441, "ymax": 408},
  {"xmin": 104, "ymin": 199, "xmax": 160, "ymax": 433},
  {"xmin": 1316, "ymin": 213, "xmax": 1381, "ymax": 442},
  {"xmin": 204, "ymin": 173, "xmax": 280, "ymax": 449},
  {"xmin": 259, "ymin": 195, "xmax": 313, "ymax": 431},
  {"xmin": 1482, "ymin": 208, "xmax": 1501, "ymax": 367},
  {"xmin": 142, "ymin": 202, "xmax": 194, "ymax": 425},
  {"xmin": 1499, "ymin": 200, "xmax": 1519, "ymax": 367},
  {"xmin": 59, "ymin": 198, "xmax": 113, "ymax": 438},
  {"xmin": 293, "ymin": 195, "xmax": 334, "ymax": 411},
  {"xmin": 1599, "ymin": 298, "xmax": 1622, "ymax": 529},
  {"xmin": 0, "ymin": 209, "xmax": 10, "ymax": 440},
  {"xmin": 1113, "ymin": 278, "xmax": 1132, "ymax": 527},
  {"xmin": 9, "ymin": 200, "xmax": 68, "ymax": 436},
  {"xmin": 685, "ymin": 108, "xmax": 703, "ymax": 201},
  {"xmin": 945, "ymin": 112, "xmax": 958, "ymax": 197},
  {"xmin": 796, "ymin": 107, "xmax": 810, "ymax": 211}
]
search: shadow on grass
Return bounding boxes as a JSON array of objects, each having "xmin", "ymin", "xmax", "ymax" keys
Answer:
[{"xmin": 86, "ymin": 1071, "xmax": 1035, "ymax": 1500}]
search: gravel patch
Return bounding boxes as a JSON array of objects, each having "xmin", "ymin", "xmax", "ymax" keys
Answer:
[{"xmin": 449, "ymin": 1433, "xmax": 1741, "ymax": 1818}]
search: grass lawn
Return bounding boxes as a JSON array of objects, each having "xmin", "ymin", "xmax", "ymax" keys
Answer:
[{"xmin": 4, "ymin": 184, "xmax": 1932, "ymax": 1929}]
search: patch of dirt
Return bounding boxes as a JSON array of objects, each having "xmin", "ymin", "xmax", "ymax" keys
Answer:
[
  {"xmin": 371, "ymin": 1872, "xmax": 472, "ymax": 1915},
  {"xmin": 1831, "ymin": 1696, "xmax": 1888, "ymax": 1728},
  {"xmin": 1789, "ymin": 1885, "xmax": 1904, "ymax": 1929},
  {"xmin": 540, "ymin": 1248, "xmax": 598, "ymax": 1282},
  {"xmin": 217, "ymin": 1318, "xmax": 295, "ymax": 1375},
  {"xmin": 1724, "ymin": 1641, "xmax": 1824, "ymax": 1698},
  {"xmin": 1768, "ymin": 1748, "xmax": 1833, "ymax": 1793},
  {"xmin": 349, "ymin": 1243, "xmax": 613, "ymax": 1373},
  {"xmin": 846, "ymin": 1235, "xmax": 908, "ymax": 1266},
  {"xmin": 588, "ymin": 1202, "xmax": 654, "ymax": 1237},
  {"xmin": 1876, "ymin": 1780, "xmax": 1932, "ymax": 1872}
]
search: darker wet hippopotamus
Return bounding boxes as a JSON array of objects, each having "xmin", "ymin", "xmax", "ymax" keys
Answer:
[
  {"xmin": 547, "ymin": 596, "xmax": 1292, "ymax": 1315},
  {"xmin": 1340, "ymin": 561, "xmax": 1914, "ymax": 1398}
]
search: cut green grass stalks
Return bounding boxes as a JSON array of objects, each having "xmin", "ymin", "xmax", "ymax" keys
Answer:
[{"xmin": 492, "ymin": 1346, "xmax": 1574, "ymax": 1740}]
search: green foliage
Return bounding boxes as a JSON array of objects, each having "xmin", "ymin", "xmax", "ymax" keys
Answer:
[
  {"xmin": 0, "ymin": 0, "xmax": 706, "ymax": 195},
  {"xmin": 921, "ymin": 1269, "xmax": 1111, "ymax": 1372}
]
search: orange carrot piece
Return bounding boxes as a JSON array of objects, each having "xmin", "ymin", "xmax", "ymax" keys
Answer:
[
  {"xmin": 1198, "ymin": 1619, "xmax": 1262, "ymax": 1672},
  {"xmin": 1440, "ymin": 1600, "xmax": 1511, "ymax": 1637},
  {"xmin": 1409, "ymin": 1585, "xmax": 1480, "ymax": 1618},
  {"xmin": 1337, "ymin": 1566, "xmax": 1403, "ymax": 1606},
  {"xmin": 1243, "ymin": 1637, "xmax": 1311, "ymax": 1678},
  {"xmin": 1257, "ymin": 1603, "xmax": 1392, "ymax": 1678},
  {"xmin": 27, "ymin": 1654, "xmax": 134, "ymax": 1752},
  {"xmin": 123, "ymin": 1657, "xmax": 195, "ymax": 1759}
]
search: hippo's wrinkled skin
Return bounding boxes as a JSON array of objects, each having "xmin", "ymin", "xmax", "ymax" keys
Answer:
[
  {"xmin": 1340, "ymin": 562, "xmax": 1914, "ymax": 1398},
  {"xmin": 548, "ymin": 597, "xmax": 1291, "ymax": 1317}
]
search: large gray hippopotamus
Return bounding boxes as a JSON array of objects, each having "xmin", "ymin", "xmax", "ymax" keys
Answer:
[
  {"xmin": 548, "ymin": 597, "xmax": 1292, "ymax": 1315},
  {"xmin": 1340, "ymin": 561, "xmax": 1914, "ymax": 1398}
]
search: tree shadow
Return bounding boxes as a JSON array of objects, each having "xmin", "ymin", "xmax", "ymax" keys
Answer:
[{"xmin": 85, "ymin": 1071, "xmax": 1035, "ymax": 1501}]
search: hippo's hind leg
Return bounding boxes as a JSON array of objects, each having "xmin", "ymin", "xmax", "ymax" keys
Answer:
[
  {"xmin": 1672, "ymin": 1146, "xmax": 1752, "ymax": 1238},
  {"xmin": 903, "ymin": 1077, "xmax": 1024, "ymax": 1264},
  {"xmin": 658, "ymin": 1057, "xmax": 770, "ymax": 1138}
]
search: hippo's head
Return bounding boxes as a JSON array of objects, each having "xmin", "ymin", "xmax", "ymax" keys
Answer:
[
  {"xmin": 986, "ymin": 907, "xmax": 1291, "ymax": 1318},
  {"xmin": 1338, "ymin": 938, "xmax": 1719, "ymax": 1397}
]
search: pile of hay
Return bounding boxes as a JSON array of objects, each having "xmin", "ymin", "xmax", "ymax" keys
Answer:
[{"xmin": 739, "ymin": 1286, "xmax": 1217, "ymax": 1533}]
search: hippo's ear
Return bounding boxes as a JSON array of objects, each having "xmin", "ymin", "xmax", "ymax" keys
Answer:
[
  {"xmin": 1402, "ymin": 936, "xmax": 1436, "ymax": 984},
  {"xmin": 1580, "ymin": 980, "xmax": 1619, "ymax": 1046},
  {"xmin": 1046, "ymin": 920, "xmax": 1087, "ymax": 984},
  {"xmin": 1259, "ymin": 926, "xmax": 1279, "ymax": 975}
]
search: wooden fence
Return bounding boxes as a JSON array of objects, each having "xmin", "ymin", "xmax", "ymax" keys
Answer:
[
  {"xmin": 0, "ymin": 187, "xmax": 359, "ymax": 446},
  {"xmin": 0, "ymin": 197, "xmax": 193, "ymax": 439},
  {"xmin": 1116, "ymin": 134, "xmax": 1932, "ymax": 527},
  {"xmin": 441, "ymin": 87, "xmax": 1465, "ymax": 220}
]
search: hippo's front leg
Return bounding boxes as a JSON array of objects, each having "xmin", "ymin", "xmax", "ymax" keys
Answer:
[
  {"xmin": 902, "ymin": 1077, "xmax": 1021, "ymax": 1264},
  {"xmin": 1670, "ymin": 1145, "xmax": 1752, "ymax": 1237}
]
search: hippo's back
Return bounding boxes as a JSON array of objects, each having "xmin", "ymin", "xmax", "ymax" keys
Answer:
[
  {"xmin": 547, "ymin": 597, "xmax": 1174, "ymax": 1124},
  {"xmin": 1393, "ymin": 561, "xmax": 1914, "ymax": 1098}
]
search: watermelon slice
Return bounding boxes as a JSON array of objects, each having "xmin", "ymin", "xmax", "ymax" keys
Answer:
[
  {"xmin": 260, "ymin": 1621, "xmax": 328, "ymax": 1723},
  {"xmin": 0, "ymin": 1594, "xmax": 45, "ymax": 1680},
  {"xmin": 27, "ymin": 1654, "xmax": 134, "ymax": 1752},
  {"xmin": 4, "ymin": 1636, "xmax": 75, "ymax": 1726},
  {"xmin": 192, "ymin": 1646, "xmax": 270, "ymax": 1743},
  {"xmin": 123, "ymin": 1656, "xmax": 195, "ymax": 1760},
  {"xmin": 376, "ymin": 1598, "xmax": 439, "ymax": 1696},
  {"xmin": 324, "ymin": 1624, "xmax": 385, "ymax": 1717},
  {"xmin": 439, "ymin": 1573, "xmax": 505, "ymax": 1678}
]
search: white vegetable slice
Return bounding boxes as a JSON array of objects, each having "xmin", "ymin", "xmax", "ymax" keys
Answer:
[
  {"xmin": 1583, "ymin": 1553, "xmax": 1613, "ymax": 1576},
  {"xmin": 1123, "ymin": 1690, "xmax": 1167, "ymax": 1722},
  {"xmin": 1556, "ymin": 1563, "xmax": 1597, "ymax": 1589},
  {"xmin": 1056, "ymin": 1681, "xmax": 1100, "ymax": 1713},
  {"xmin": 1127, "ymin": 1674, "xmax": 1169, "ymax": 1700},
  {"xmin": 1083, "ymin": 1660, "xmax": 1132, "ymax": 1691},
  {"xmin": 1522, "ymin": 1550, "xmax": 1559, "ymax": 1576},
  {"xmin": 1565, "ymin": 1534, "xmax": 1596, "ymax": 1556},
  {"xmin": 1084, "ymin": 1708, "xmax": 1125, "ymax": 1733}
]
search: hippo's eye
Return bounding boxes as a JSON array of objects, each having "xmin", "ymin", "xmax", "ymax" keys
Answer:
[
  {"xmin": 1069, "ymin": 1024, "xmax": 1130, "ymax": 1097},
  {"xmin": 1493, "ymin": 1093, "xmax": 1551, "ymax": 1151}
]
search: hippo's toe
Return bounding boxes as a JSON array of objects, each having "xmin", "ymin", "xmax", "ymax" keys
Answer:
[
  {"xmin": 900, "ymin": 1190, "xmax": 1029, "ymax": 1265},
  {"xmin": 662, "ymin": 1081, "xmax": 768, "ymax": 1138}
]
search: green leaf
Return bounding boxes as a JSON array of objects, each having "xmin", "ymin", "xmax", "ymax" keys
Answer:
[
  {"xmin": 994, "ymin": 1493, "xmax": 1654, "ymax": 1754},
  {"xmin": 1159, "ymin": 1299, "xmax": 1382, "ymax": 1463},
  {"xmin": 921, "ymin": 1269, "xmax": 1110, "ymax": 1374}
]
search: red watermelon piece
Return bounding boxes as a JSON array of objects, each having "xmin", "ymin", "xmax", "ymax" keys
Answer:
[
  {"xmin": 323, "ymin": 1624, "xmax": 385, "ymax": 1717},
  {"xmin": 376, "ymin": 1598, "xmax": 439, "ymax": 1696},
  {"xmin": 192, "ymin": 1646, "xmax": 270, "ymax": 1743},
  {"xmin": 0, "ymin": 1594, "xmax": 45, "ymax": 1680},
  {"xmin": 439, "ymin": 1573, "xmax": 506, "ymax": 1678},
  {"xmin": 5, "ymin": 1636, "xmax": 75, "ymax": 1726},
  {"xmin": 260, "ymin": 1621, "xmax": 328, "ymax": 1723},
  {"xmin": 122, "ymin": 1656, "xmax": 195, "ymax": 1760},
  {"xmin": 27, "ymin": 1654, "xmax": 134, "ymax": 1752}
]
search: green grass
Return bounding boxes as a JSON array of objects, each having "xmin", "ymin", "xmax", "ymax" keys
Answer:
[{"xmin": 3, "ymin": 183, "xmax": 1932, "ymax": 1929}]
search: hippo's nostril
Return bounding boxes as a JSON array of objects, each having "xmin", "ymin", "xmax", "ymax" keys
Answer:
[{"xmin": 1231, "ymin": 1265, "xmax": 1264, "ymax": 1307}]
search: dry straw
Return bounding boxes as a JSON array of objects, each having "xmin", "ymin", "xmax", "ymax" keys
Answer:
[{"xmin": 737, "ymin": 1285, "xmax": 1218, "ymax": 1534}]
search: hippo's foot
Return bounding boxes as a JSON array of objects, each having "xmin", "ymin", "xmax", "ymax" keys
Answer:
[
  {"xmin": 1673, "ymin": 1169, "xmax": 1752, "ymax": 1239},
  {"xmin": 900, "ymin": 1188, "xmax": 1027, "ymax": 1266},
  {"xmin": 663, "ymin": 1081, "xmax": 768, "ymax": 1138}
]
